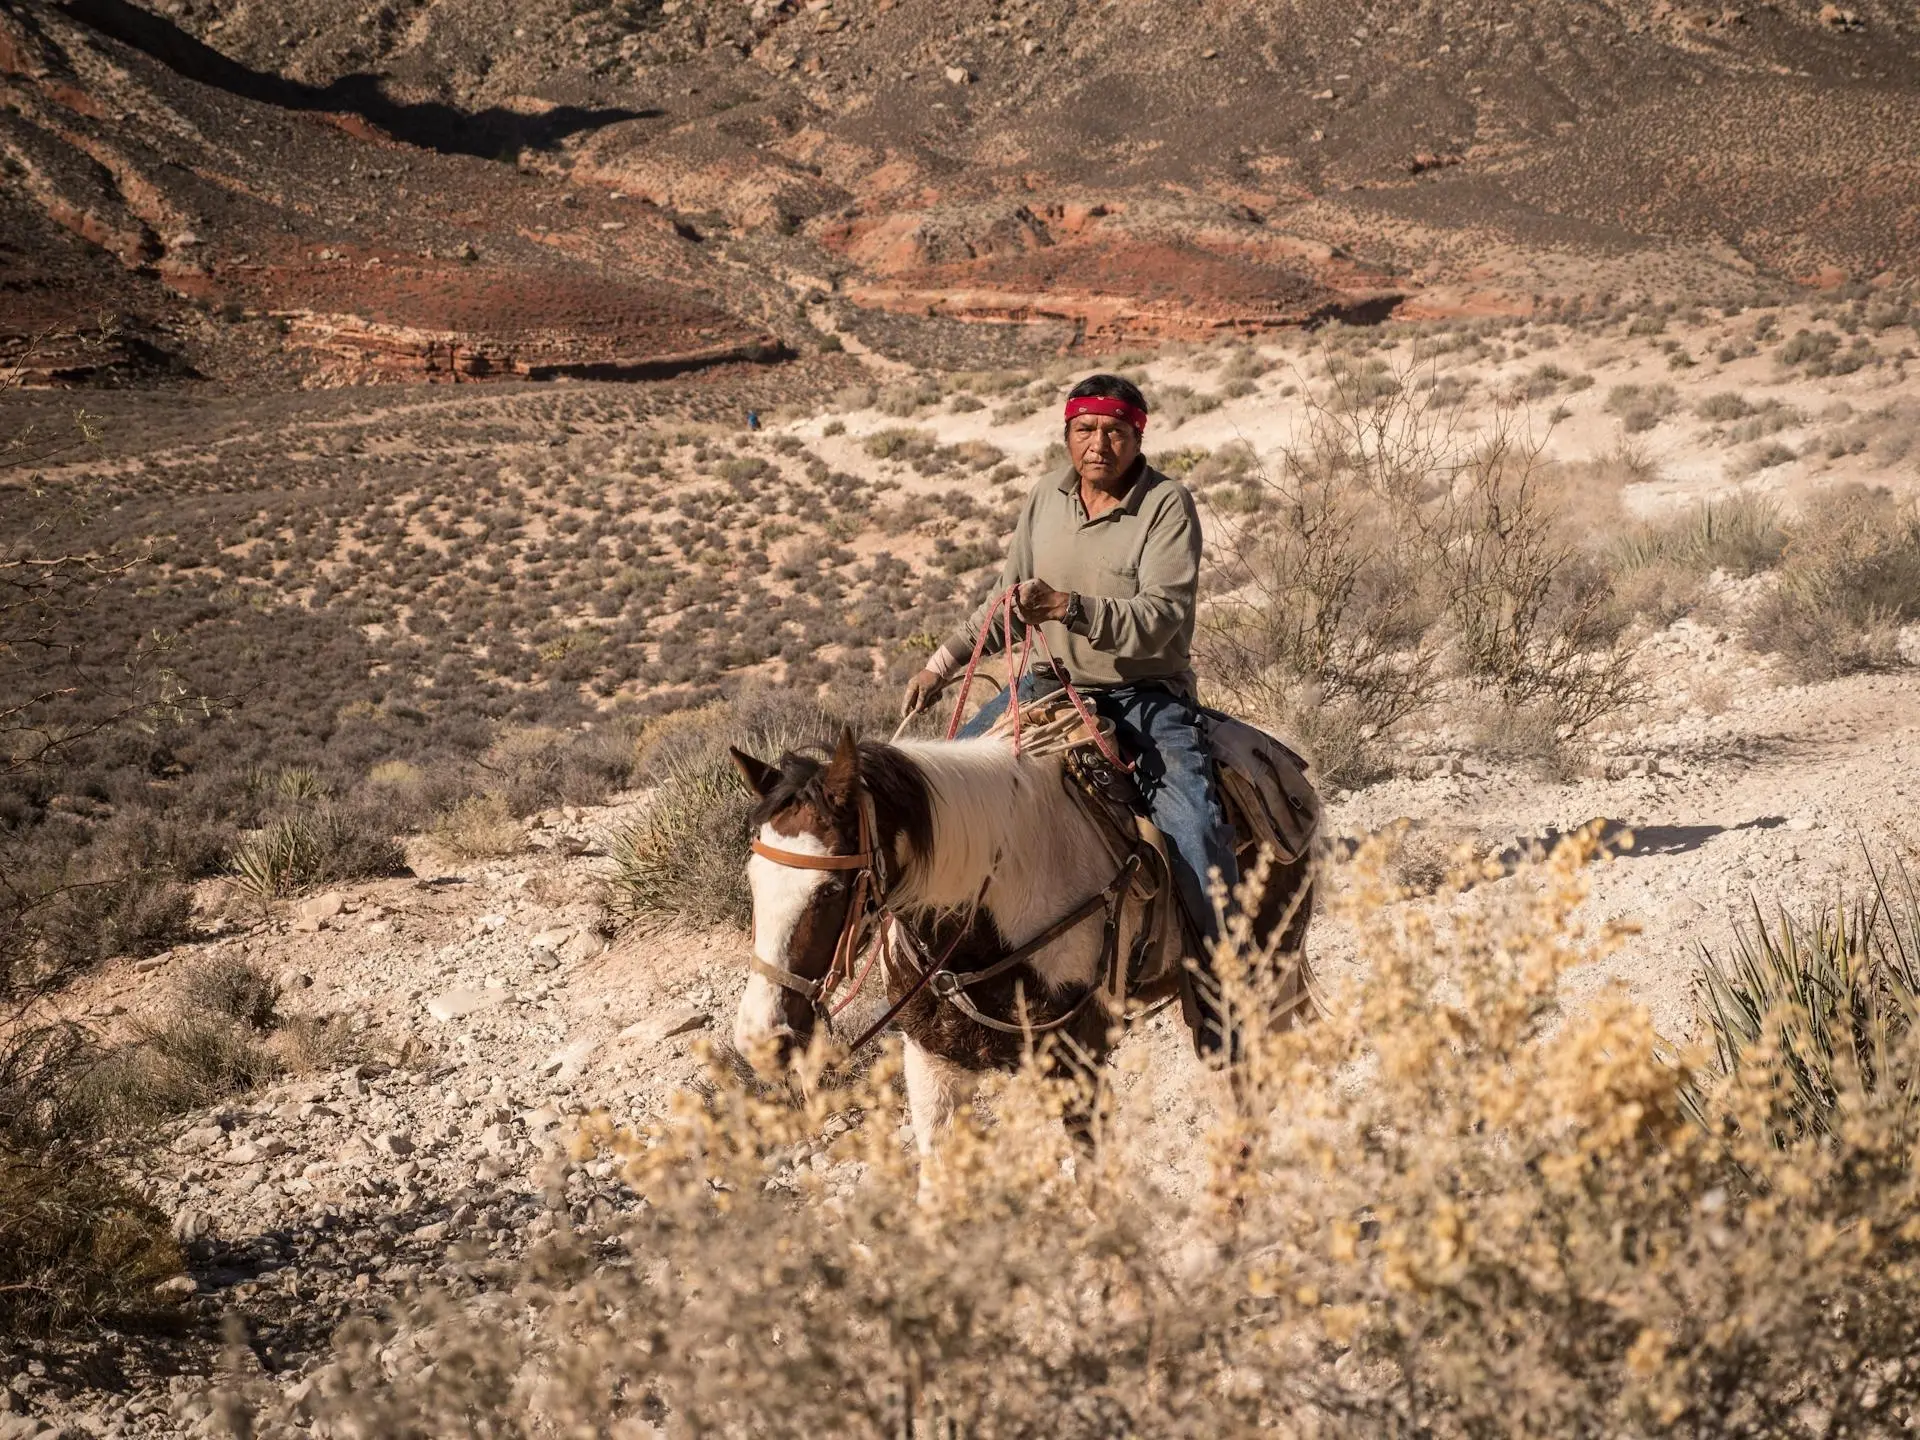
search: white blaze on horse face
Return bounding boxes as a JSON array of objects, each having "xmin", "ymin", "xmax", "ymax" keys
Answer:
[{"xmin": 735, "ymin": 822, "xmax": 834, "ymax": 1058}]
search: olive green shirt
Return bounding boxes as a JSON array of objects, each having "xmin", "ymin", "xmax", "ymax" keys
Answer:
[{"xmin": 940, "ymin": 462, "xmax": 1202, "ymax": 692}]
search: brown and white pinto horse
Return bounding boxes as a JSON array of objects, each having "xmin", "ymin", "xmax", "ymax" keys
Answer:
[{"xmin": 728, "ymin": 729, "xmax": 1313, "ymax": 1160}]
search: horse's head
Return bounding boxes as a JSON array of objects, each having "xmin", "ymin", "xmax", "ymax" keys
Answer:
[{"xmin": 728, "ymin": 728, "xmax": 872, "ymax": 1072}]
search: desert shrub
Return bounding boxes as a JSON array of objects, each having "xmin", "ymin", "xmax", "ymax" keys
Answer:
[
  {"xmin": 1199, "ymin": 394, "xmax": 1444, "ymax": 785},
  {"xmin": 606, "ymin": 689, "xmax": 892, "ymax": 931},
  {"xmin": 17, "ymin": 857, "xmax": 195, "ymax": 977},
  {"xmin": 1725, "ymin": 400, "xmax": 1803, "ymax": 443},
  {"xmin": 1605, "ymin": 382, "xmax": 1679, "ymax": 433},
  {"xmin": 1738, "ymin": 439, "xmax": 1797, "ymax": 473},
  {"xmin": 877, "ymin": 377, "xmax": 942, "ymax": 417},
  {"xmin": 0, "ymin": 1151, "xmax": 180, "ymax": 1336},
  {"xmin": 57, "ymin": 956, "xmax": 351, "ymax": 1144},
  {"xmin": 430, "ymin": 792, "xmax": 525, "ymax": 859},
  {"xmin": 1696, "ymin": 391, "xmax": 1753, "ymax": 422},
  {"xmin": 1322, "ymin": 357, "xmax": 1403, "ymax": 412},
  {"xmin": 361, "ymin": 759, "xmax": 462, "ymax": 830},
  {"xmin": 1156, "ymin": 446, "xmax": 1209, "ymax": 479},
  {"xmin": 862, "ymin": 428, "xmax": 936, "ymax": 462},
  {"xmin": 990, "ymin": 393, "xmax": 1045, "ymax": 425},
  {"xmin": 238, "ymin": 831, "xmax": 1920, "ymax": 1437},
  {"xmin": 231, "ymin": 803, "xmax": 407, "ymax": 904},
  {"xmin": 1519, "ymin": 362, "xmax": 1581, "ymax": 400},
  {"xmin": 1697, "ymin": 854, "xmax": 1920, "ymax": 1145},
  {"xmin": 1609, "ymin": 493, "xmax": 1788, "ymax": 579},
  {"xmin": 64, "ymin": 1010, "xmax": 278, "ymax": 1138},
  {"xmin": 1747, "ymin": 485, "xmax": 1920, "ymax": 679},
  {"xmin": 181, "ymin": 954, "xmax": 281, "ymax": 1032},
  {"xmin": 1151, "ymin": 383, "xmax": 1224, "ymax": 427},
  {"xmin": 952, "ymin": 439, "xmax": 1004, "ymax": 471},
  {"xmin": 604, "ymin": 756, "xmax": 754, "ymax": 930},
  {"xmin": 1441, "ymin": 422, "xmax": 1642, "ymax": 738},
  {"xmin": 1777, "ymin": 328, "xmax": 1841, "ymax": 371},
  {"xmin": 480, "ymin": 723, "xmax": 638, "ymax": 817},
  {"xmin": 1203, "ymin": 388, "xmax": 1642, "ymax": 781}
]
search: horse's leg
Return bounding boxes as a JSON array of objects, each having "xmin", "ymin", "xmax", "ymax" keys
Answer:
[
  {"xmin": 1041, "ymin": 1023, "xmax": 1112, "ymax": 1152},
  {"xmin": 902, "ymin": 1040, "xmax": 978, "ymax": 1185}
]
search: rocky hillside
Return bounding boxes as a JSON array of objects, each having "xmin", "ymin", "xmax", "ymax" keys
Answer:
[{"xmin": 7, "ymin": 0, "xmax": 1919, "ymax": 385}]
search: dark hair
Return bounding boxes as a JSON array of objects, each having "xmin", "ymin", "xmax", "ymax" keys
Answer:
[{"xmin": 1066, "ymin": 373, "xmax": 1148, "ymax": 415}]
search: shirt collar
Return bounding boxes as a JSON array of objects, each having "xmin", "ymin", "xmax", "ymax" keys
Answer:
[{"xmin": 1058, "ymin": 460, "xmax": 1157, "ymax": 518}]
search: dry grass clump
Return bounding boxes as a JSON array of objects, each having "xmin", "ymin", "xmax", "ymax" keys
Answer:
[
  {"xmin": 1151, "ymin": 382, "xmax": 1225, "ymax": 428},
  {"xmin": 63, "ymin": 958, "xmax": 281, "ymax": 1130},
  {"xmin": 862, "ymin": 427, "xmax": 937, "ymax": 462},
  {"xmin": 604, "ymin": 688, "xmax": 891, "ymax": 931},
  {"xmin": 59, "ymin": 955, "xmax": 364, "ymax": 1139},
  {"xmin": 1605, "ymin": 493, "xmax": 1789, "ymax": 624},
  {"xmin": 479, "ymin": 723, "xmax": 639, "ymax": 817},
  {"xmin": 1605, "ymin": 381, "xmax": 1679, "ymax": 432},
  {"xmin": 234, "ymin": 831, "xmax": 1920, "ymax": 1437},
  {"xmin": 1611, "ymin": 492, "xmax": 1788, "ymax": 579},
  {"xmin": 1695, "ymin": 390, "xmax": 1753, "ymax": 422},
  {"xmin": 0, "ymin": 1151, "xmax": 181, "ymax": 1336},
  {"xmin": 1746, "ymin": 485, "xmax": 1920, "ymax": 680},
  {"xmin": 429, "ymin": 792, "xmax": 524, "ymax": 859},
  {"xmin": 0, "ymin": 957, "xmax": 355, "ymax": 1331}
]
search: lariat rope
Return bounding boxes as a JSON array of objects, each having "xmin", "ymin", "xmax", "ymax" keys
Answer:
[{"xmin": 935, "ymin": 585, "xmax": 1132, "ymax": 772}]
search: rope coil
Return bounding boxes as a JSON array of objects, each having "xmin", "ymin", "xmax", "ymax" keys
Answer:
[{"xmin": 938, "ymin": 585, "xmax": 1132, "ymax": 772}]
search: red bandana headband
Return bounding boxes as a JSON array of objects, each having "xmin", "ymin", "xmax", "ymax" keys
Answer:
[{"xmin": 1064, "ymin": 395, "xmax": 1148, "ymax": 434}]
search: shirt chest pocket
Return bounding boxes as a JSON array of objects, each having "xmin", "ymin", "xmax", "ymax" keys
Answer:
[{"xmin": 1086, "ymin": 557, "xmax": 1139, "ymax": 598}]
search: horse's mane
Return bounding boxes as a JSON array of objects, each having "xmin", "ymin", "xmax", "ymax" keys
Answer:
[
  {"xmin": 749, "ymin": 740, "xmax": 936, "ymax": 867},
  {"xmin": 752, "ymin": 736, "xmax": 1123, "ymax": 990}
]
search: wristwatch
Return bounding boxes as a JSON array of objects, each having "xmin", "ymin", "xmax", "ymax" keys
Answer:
[{"xmin": 1062, "ymin": 591, "xmax": 1086, "ymax": 634}]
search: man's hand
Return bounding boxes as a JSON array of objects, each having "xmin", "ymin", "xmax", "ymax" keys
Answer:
[
  {"xmin": 1013, "ymin": 578, "xmax": 1072, "ymax": 625},
  {"xmin": 900, "ymin": 668, "xmax": 944, "ymax": 720}
]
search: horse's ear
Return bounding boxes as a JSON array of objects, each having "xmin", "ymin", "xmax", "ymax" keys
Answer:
[
  {"xmin": 823, "ymin": 727, "xmax": 860, "ymax": 808},
  {"xmin": 730, "ymin": 746, "xmax": 778, "ymax": 799}
]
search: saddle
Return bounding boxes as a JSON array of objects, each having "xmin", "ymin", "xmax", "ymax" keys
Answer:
[{"xmin": 983, "ymin": 693, "xmax": 1322, "ymax": 1007}]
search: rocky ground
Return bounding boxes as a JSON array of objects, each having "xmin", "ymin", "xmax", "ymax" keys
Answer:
[
  {"xmin": 8, "ymin": 647, "xmax": 1917, "ymax": 1436},
  {"xmin": 8, "ymin": 0, "xmax": 1920, "ymax": 386},
  {"xmin": 2, "ymin": 295, "xmax": 1917, "ymax": 1433}
]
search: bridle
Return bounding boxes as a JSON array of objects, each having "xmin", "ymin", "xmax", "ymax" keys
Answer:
[
  {"xmin": 747, "ymin": 786, "xmax": 887, "ymax": 1017},
  {"xmin": 746, "ymin": 771, "xmax": 1149, "ymax": 1054}
]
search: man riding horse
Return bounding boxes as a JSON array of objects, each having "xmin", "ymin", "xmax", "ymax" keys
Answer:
[{"xmin": 901, "ymin": 374, "xmax": 1241, "ymax": 1054}]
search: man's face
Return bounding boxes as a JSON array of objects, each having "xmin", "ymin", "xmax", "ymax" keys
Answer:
[{"xmin": 1067, "ymin": 413, "xmax": 1142, "ymax": 487}]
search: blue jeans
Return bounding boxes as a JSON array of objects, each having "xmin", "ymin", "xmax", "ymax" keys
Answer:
[{"xmin": 958, "ymin": 677, "xmax": 1240, "ymax": 947}]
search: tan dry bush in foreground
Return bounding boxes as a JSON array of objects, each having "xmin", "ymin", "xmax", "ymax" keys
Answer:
[{"xmin": 242, "ymin": 832, "xmax": 1920, "ymax": 1438}]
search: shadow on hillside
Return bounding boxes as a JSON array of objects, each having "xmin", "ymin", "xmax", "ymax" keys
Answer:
[{"xmin": 59, "ymin": 0, "xmax": 660, "ymax": 158}]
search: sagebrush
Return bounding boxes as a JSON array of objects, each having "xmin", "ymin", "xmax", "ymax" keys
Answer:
[{"xmin": 237, "ymin": 832, "xmax": 1920, "ymax": 1436}]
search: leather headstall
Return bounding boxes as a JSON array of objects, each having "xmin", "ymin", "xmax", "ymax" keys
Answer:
[{"xmin": 746, "ymin": 786, "xmax": 887, "ymax": 1014}]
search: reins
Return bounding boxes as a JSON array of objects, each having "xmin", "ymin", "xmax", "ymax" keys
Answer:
[
  {"xmin": 936, "ymin": 584, "xmax": 1132, "ymax": 774},
  {"xmin": 753, "ymin": 584, "xmax": 1152, "ymax": 1050},
  {"xmin": 748, "ymin": 764, "xmax": 1144, "ymax": 1053}
]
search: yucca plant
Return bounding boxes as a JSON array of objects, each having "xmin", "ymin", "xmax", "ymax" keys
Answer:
[
  {"xmin": 1610, "ymin": 493, "xmax": 1786, "ymax": 576},
  {"xmin": 272, "ymin": 766, "xmax": 331, "ymax": 804},
  {"xmin": 231, "ymin": 815, "xmax": 322, "ymax": 905},
  {"xmin": 230, "ymin": 805, "xmax": 406, "ymax": 907},
  {"xmin": 1696, "ymin": 852, "xmax": 1920, "ymax": 1145}
]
